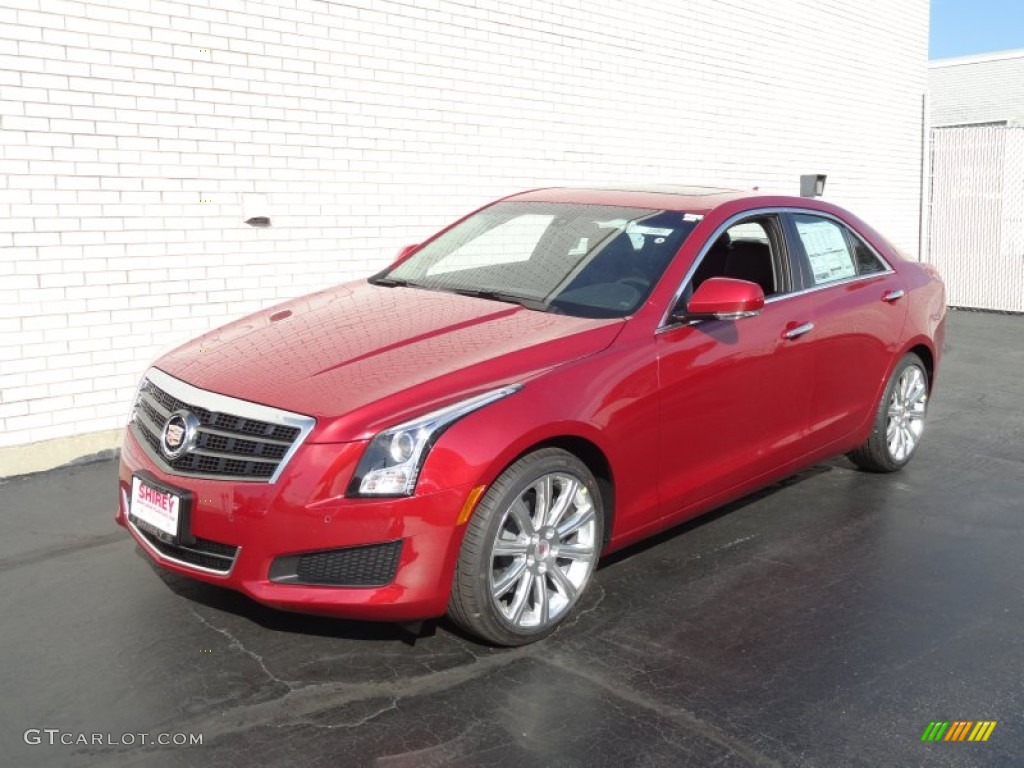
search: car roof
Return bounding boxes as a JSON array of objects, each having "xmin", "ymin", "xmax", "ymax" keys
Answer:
[{"xmin": 505, "ymin": 185, "xmax": 807, "ymax": 215}]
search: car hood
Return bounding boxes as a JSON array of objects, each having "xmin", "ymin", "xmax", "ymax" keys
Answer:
[{"xmin": 155, "ymin": 280, "xmax": 624, "ymax": 441}]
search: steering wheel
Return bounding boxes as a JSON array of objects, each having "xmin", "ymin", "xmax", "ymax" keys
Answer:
[{"xmin": 618, "ymin": 276, "xmax": 651, "ymax": 293}]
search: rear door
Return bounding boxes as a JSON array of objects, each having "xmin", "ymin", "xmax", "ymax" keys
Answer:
[{"xmin": 782, "ymin": 212, "xmax": 908, "ymax": 448}]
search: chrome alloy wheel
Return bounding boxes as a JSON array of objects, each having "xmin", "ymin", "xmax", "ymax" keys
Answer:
[
  {"xmin": 488, "ymin": 472, "xmax": 598, "ymax": 630},
  {"xmin": 886, "ymin": 364, "xmax": 928, "ymax": 462}
]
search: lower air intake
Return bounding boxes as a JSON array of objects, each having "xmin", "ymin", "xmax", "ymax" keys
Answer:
[{"xmin": 269, "ymin": 540, "xmax": 403, "ymax": 587}]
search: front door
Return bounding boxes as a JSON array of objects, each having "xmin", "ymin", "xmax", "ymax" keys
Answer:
[
  {"xmin": 656, "ymin": 295, "xmax": 819, "ymax": 517},
  {"xmin": 655, "ymin": 213, "xmax": 817, "ymax": 519}
]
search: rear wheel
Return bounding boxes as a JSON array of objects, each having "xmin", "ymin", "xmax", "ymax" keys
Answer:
[
  {"xmin": 448, "ymin": 448, "xmax": 603, "ymax": 646},
  {"xmin": 848, "ymin": 352, "xmax": 929, "ymax": 472}
]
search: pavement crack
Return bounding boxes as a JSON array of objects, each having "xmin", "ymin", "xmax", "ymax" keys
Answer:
[
  {"xmin": 163, "ymin": 632, "xmax": 530, "ymax": 740},
  {"xmin": 717, "ymin": 534, "xmax": 758, "ymax": 552},
  {"xmin": 444, "ymin": 630, "xmax": 491, "ymax": 661},
  {"xmin": 292, "ymin": 696, "xmax": 401, "ymax": 730},
  {"xmin": 375, "ymin": 721, "xmax": 486, "ymax": 766},
  {"xmin": 556, "ymin": 580, "xmax": 606, "ymax": 633},
  {"xmin": 188, "ymin": 607, "xmax": 297, "ymax": 692},
  {"xmin": 332, "ymin": 697, "xmax": 399, "ymax": 728},
  {"xmin": 541, "ymin": 652, "xmax": 790, "ymax": 768}
]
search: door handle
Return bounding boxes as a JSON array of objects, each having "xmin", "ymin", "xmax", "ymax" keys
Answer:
[
  {"xmin": 783, "ymin": 321, "xmax": 814, "ymax": 340},
  {"xmin": 881, "ymin": 289, "xmax": 905, "ymax": 303}
]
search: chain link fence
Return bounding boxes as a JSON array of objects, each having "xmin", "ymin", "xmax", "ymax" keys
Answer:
[{"xmin": 927, "ymin": 125, "xmax": 1024, "ymax": 312}]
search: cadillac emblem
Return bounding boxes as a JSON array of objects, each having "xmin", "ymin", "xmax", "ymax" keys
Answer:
[{"xmin": 160, "ymin": 410, "xmax": 199, "ymax": 460}]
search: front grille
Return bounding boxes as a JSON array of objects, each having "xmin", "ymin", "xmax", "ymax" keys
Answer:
[
  {"xmin": 269, "ymin": 540, "xmax": 403, "ymax": 587},
  {"xmin": 129, "ymin": 370, "xmax": 314, "ymax": 483},
  {"xmin": 136, "ymin": 526, "xmax": 239, "ymax": 573}
]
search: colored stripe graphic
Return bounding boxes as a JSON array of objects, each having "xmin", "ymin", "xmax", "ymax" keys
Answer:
[
  {"xmin": 921, "ymin": 722, "xmax": 950, "ymax": 741},
  {"xmin": 969, "ymin": 722, "xmax": 997, "ymax": 742},
  {"xmin": 922, "ymin": 721, "xmax": 996, "ymax": 742},
  {"xmin": 946, "ymin": 721, "xmax": 971, "ymax": 741}
]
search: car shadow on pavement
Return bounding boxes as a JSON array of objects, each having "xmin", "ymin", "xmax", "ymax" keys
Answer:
[
  {"xmin": 137, "ymin": 548, "xmax": 423, "ymax": 644},
  {"xmin": 598, "ymin": 461, "xmax": 836, "ymax": 570},
  {"xmin": 131, "ymin": 460, "xmax": 842, "ymax": 649}
]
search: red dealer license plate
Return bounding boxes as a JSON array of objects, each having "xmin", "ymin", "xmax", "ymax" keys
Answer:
[{"xmin": 130, "ymin": 475, "xmax": 185, "ymax": 543}]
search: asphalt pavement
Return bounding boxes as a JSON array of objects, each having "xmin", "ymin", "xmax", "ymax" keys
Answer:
[{"xmin": 1, "ymin": 309, "xmax": 1022, "ymax": 767}]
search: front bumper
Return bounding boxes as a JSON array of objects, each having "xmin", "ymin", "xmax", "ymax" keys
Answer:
[{"xmin": 116, "ymin": 426, "xmax": 473, "ymax": 621}]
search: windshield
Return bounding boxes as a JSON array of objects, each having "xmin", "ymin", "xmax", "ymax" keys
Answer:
[{"xmin": 375, "ymin": 202, "xmax": 699, "ymax": 318}]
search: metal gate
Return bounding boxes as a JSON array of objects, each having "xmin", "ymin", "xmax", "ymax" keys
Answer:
[{"xmin": 927, "ymin": 125, "xmax": 1024, "ymax": 312}]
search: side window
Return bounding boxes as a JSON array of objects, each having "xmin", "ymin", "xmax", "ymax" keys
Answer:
[
  {"xmin": 792, "ymin": 215, "xmax": 857, "ymax": 286},
  {"xmin": 847, "ymin": 230, "xmax": 888, "ymax": 275},
  {"xmin": 426, "ymin": 214, "xmax": 553, "ymax": 276},
  {"xmin": 690, "ymin": 217, "xmax": 780, "ymax": 297}
]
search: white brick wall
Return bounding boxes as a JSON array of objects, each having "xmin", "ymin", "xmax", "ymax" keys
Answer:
[{"xmin": 1, "ymin": 0, "xmax": 928, "ymax": 454}]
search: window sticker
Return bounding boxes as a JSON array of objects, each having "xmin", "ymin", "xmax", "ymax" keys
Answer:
[
  {"xmin": 596, "ymin": 220, "xmax": 676, "ymax": 251},
  {"xmin": 796, "ymin": 219, "xmax": 856, "ymax": 283},
  {"xmin": 568, "ymin": 237, "xmax": 589, "ymax": 256},
  {"xmin": 626, "ymin": 223, "xmax": 675, "ymax": 250},
  {"xmin": 626, "ymin": 224, "xmax": 674, "ymax": 237}
]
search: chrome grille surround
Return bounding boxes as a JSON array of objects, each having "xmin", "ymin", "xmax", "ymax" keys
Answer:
[{"xmin": 129, "ymin": 367, "xmax": 316, "ymax": 483}]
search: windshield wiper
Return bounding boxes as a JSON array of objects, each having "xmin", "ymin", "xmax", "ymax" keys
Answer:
[
  {"xmin": 443, "ymin": 287, "xmax": 552, "ymax": 312},
  {"xmin": 370, "ymin": 277, "xmax": 554, "ymax": 312},
  {"xmin": 368, "ymin": 275, "xmax": 417, "ymax": 288}
]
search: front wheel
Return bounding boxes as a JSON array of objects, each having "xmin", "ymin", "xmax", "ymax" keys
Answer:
[
  {"xmin": 848, "ymin": 352, "xmax": 929, "ymax": 472},
  {"xmin": 448, "ymin": 448, "xmax": 603, "ymax": 646}
]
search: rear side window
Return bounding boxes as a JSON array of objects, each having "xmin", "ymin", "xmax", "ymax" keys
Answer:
[
  {"xmin": 847, "ymin": 231, "xmax": 888, "ymax": 275},
  {"xmin": 792, "ymin": 215, "xmax": 857, "ymax": 285}
]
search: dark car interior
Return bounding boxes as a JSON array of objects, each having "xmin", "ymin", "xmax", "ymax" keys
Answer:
[
  {"xmin": 692, "ymin": 231, "xmax": 778, "ymax": 296},
  {"xmin": 675, "ymin": 215, "xmax": 788, "ymax": 322},
  {"xmin": 551, "ymin": 212, "xmax": 694, "ymax": 315}
]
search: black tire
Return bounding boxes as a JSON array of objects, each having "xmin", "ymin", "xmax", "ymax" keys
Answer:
[
  {"xmin": 448, "ymin": 448, "xmax": 604, "ymax": 646},
  {"xmin": 848, "ymin": 352, "xmax": 930, "ymax": 473}
]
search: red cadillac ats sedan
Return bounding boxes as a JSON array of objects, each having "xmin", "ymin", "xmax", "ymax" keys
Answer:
[{"xmin": 116, "ymin": 186, "xmax": 946, "ymax": 645}]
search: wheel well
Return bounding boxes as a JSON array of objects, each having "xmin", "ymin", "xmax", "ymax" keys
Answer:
[
  {"xmin": 908, "ymin": 344, "xmax": 935, "ymax": 389},
  {"xmin": 529, "ymin": 436, "xmax": 615, "ymax": 547}
]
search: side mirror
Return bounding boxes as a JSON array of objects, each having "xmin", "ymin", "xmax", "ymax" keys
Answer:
[
  {"xmin": 392, "ymin": 243, "xmax": 420, "ymax": 267},
  {"xmin": 677, "ymin": 277, "xmax": 765, "ymax": 321}
]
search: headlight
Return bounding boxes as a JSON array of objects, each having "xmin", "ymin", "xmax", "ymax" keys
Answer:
[{"xmin": 348, "ymin": 385, "xmax": 521, "ymax": 497}]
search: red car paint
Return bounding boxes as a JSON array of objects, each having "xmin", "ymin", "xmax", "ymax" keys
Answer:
[{"xmin": 115, "ymin": 188, "xmax": 946, "ymax": 622}]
